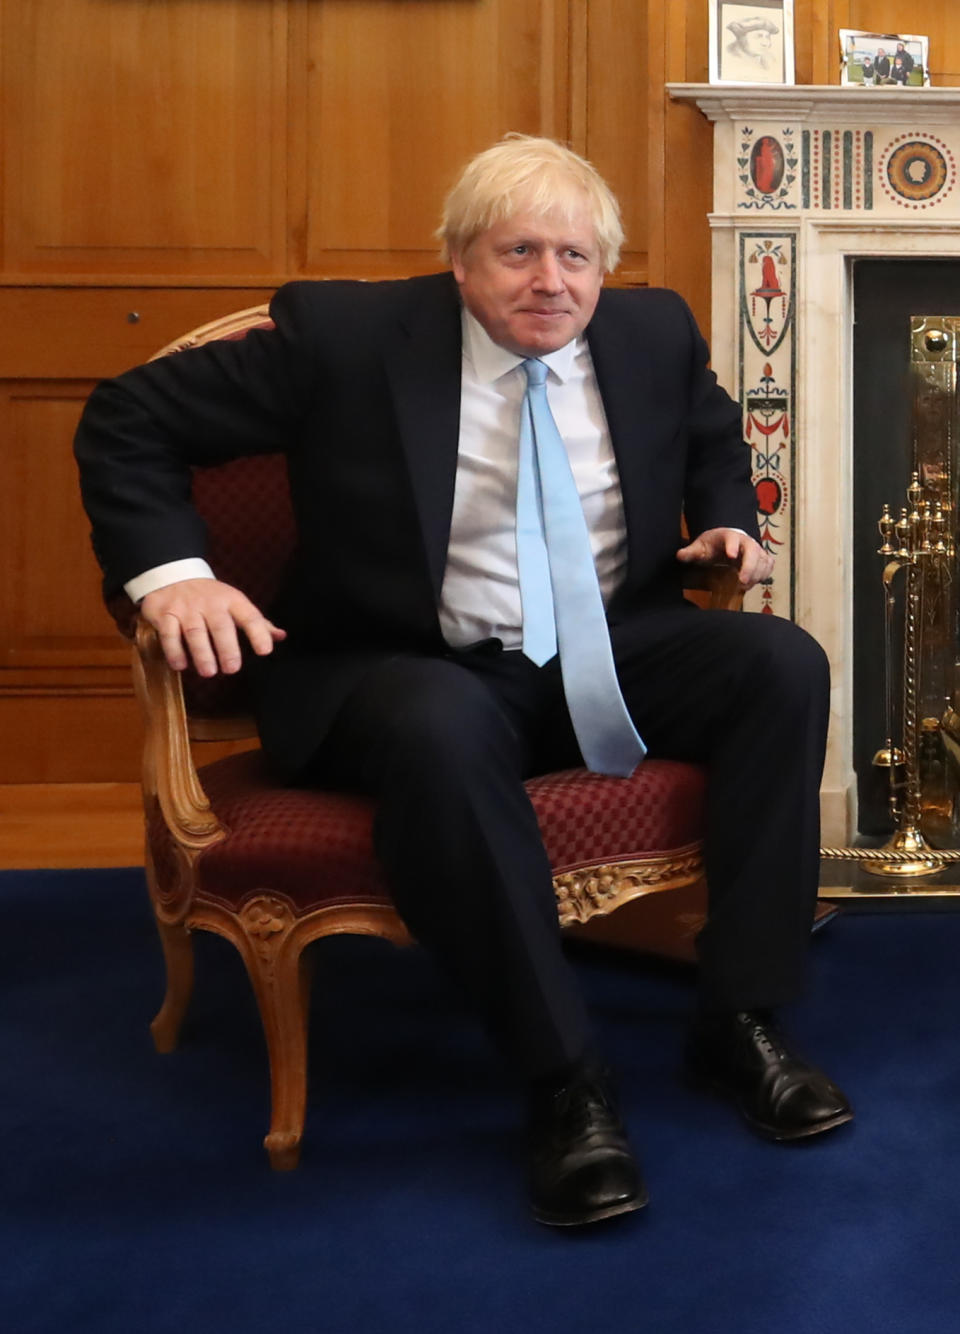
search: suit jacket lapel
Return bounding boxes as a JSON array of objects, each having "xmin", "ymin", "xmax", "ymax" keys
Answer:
[
  {"xmin": 384, "ymin": 273, "xmax": 463, "ymax": 601},
  {"xmin": 586, "ymin": 294, "xmax": 653, "ymax": 583}
]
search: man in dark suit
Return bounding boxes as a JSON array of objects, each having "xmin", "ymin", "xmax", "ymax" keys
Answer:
[{"xmin": 76, "ymin": 135, "xmax": 851, "ymax": 1228}]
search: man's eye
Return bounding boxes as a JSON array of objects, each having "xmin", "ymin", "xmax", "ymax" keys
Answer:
[
  {"xmin": 512, "ymin": 245, "xmax": 529, "ymax": 256},
  {"xmin": 566, "ymin": 250, "xmax": 586, "ymax": 262}
]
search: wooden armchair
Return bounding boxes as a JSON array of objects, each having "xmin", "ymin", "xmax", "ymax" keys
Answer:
[{"xmin": 120, "ymin": 307, "xmax": 743, "ymax": 1171}]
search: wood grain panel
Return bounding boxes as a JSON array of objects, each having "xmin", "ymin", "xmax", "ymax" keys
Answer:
[
  {"xmin": 304, "ymin": 0, "xmax": 569, "ymax": 276},
  {"xmin": 0, "ymin": 782, "xmax": 144, "ymax": 869},
  {"xmin": 644, "ymin": 1, "xmax": 713, "ymax": 330},
  {"xmin": 0, "ymin": 383, "xmax": 125, "ymax": 669},
  {"xmin": 0, "ymin": 288, "xmax": 278, "ymax": 379},
  {"xmin": 580, "ymin": 0, "xmax": 648, "ymax": 285},
  {"xmin": 0, "ymin": 695, "xmax": 143, "ymax": 783},
  {"xmin": 789, "ymin": 0, "xmax": 823, "ymax": 84},
  {"xmin": 2, "ymin": 0, "xmax": 289, "ymax": 274}
]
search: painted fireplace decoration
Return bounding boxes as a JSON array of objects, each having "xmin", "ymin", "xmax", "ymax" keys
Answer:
[
  {"xmin": 668, "ymin": 84, "xmax": 960, "ymax": 847},
  {"xmin": 728, "ymin": 120, "xmax": 956, "ymax": 625}
]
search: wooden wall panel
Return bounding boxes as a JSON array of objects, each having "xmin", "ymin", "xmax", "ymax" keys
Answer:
[
  {"xmin": 0, "ymin": 287, "xmax": 280, "ymax": 380},
  {"xmin": 644, "ymin": 1, "xmax": 713, "ymax": 331},
  {"xmin": 0, "ymin": 782, "xmax": 144, "ymax": 868},
  {"xmin": 303, "ymin": 0, "xmax": 570, "ymax": 276},
  {"xmin": 2, "ymin": 0, "xmax": 290, "ymax": 276},
  {"xmin": 579, "ymin": 0, "xmax": 649, "ymax": 285},
  {"xmin": 0, "ymin": 384, "xmax": 122, "ymax": 670},
  {"xmin": 0, "ymin": 696, "xmax": 143, "ymax": 785}
]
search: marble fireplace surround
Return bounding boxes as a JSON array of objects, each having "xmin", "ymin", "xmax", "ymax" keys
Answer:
[{"xmin": 668, "ymin": 84, "xmax": 960, "ymax": 845}]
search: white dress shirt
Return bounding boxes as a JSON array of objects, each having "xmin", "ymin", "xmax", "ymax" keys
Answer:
[{"xmin": 438, "ymin": 310, "xmax": 626, "ymax": 649}]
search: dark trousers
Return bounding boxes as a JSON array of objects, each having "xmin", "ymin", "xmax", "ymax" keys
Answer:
[{"xmin": 307, "ymin": 606, "xmax": 830, "ymax": 1081}]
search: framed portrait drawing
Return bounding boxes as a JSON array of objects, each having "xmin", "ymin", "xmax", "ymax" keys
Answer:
[
  {"xmin": 709, "ymin": 1, "xmax": 795, "ymax": 86},
  {"xmin": 839, "ymin": 30, "xmax": 930, "ymax": 88}
]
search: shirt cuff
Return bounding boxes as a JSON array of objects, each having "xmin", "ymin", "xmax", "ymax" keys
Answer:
[{"xmin": 124, "ymin": 558, "xmax": 216, "ymax": 604}]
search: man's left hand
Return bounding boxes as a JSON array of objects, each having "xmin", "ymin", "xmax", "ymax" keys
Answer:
[{"xmin": 676, "ymin": 528, "xmax": 774, "ymax": 591}]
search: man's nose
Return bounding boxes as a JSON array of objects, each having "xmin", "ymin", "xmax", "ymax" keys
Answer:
[{"xmin": 532, "ymin": 251, "xmax": 564, "ymax": 292}]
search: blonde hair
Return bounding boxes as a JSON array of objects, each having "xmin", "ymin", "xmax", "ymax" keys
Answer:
[{"xmin": 438, "ymin": 134, "xmax": 624, "ymax": 274}]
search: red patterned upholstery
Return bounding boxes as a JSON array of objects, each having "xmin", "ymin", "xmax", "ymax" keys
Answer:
[
  {"xmin": 193, "ymin": 455, "xmax": 295, "ymax": 615},
  {"xmin": 183, "ymin": 752, "xmax": 706, "ymax": 910},
  {"xmin": 195, "ymin": 753, "xmax": 388, "ymax": 907},
  {"xmin": 526, "ymin": 763, "xmax": 706, "ymax": 873},
  {"xmin": 185, "ymin": 454, "xmax": 295, "ymax": 717}
]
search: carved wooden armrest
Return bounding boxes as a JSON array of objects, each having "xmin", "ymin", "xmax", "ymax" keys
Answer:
[
  {"xmin": 132, "ymin": 618, "xmax": 226, "ymax": 851},
  {"xmin": 683, "ymin": 563, "xmax": 744, "ymax": 611}
]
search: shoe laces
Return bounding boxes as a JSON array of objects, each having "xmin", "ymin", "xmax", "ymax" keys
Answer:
[
  {"xmin": 548, "ymin": 1078, "xmax": 618, "ymax": 1137},
  {"xmin": 739, "ymin": 1013, "xmax": 791, "ymax": 1063}
]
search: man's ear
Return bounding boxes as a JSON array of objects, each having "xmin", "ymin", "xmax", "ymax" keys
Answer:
[{"xmin": 450, "ymin": 251, "xmax": 466, "ymax": 284}]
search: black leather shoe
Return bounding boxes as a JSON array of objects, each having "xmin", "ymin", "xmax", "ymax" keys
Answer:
[
  {"xmin": 685, "ymin": 1011, "xmax": 854, "ymax": 1142},
  {"xmin": 527, "ymin": 1071, "xmax": 648, "ymax": 1226}
]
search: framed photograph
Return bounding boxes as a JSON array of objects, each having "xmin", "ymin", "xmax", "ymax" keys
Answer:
[
  {"xmin": 709, "ymin": 1, "xmax": 795, "ymax": 86},
  {"xmin": 839, "ymin": 30, "xmax": 930, "ymax": 88}
]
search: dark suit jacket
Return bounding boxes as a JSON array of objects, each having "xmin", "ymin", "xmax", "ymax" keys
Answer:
[{"xmin": 75, "ymin": 271, "xmax": 758, "ymax": 775}]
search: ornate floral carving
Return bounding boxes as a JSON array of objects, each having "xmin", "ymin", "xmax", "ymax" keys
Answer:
[
  {"xmin": 239, "ymin": 894, "xmax": 296, "ymax": 965},
  {"xmin": 553, "ymin": 853, "xmax": 703, "ymax": 927}
]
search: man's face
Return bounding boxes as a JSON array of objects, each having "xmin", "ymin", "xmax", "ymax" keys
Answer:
[
  {"xmin": 451, "ymin": 203, "xmax": 604, "ymax": 358},
  {"xmin": 743, "ymin": 28, "xmax": 772, "ymax": 55}
]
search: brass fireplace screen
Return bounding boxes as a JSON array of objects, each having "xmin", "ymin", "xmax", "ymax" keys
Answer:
[{"xmin": 823, "ymin": 316, "xmax": 960, "ymax": 879}]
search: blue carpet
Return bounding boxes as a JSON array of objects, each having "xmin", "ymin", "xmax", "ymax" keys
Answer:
[{"xmin": 3, "ymin": 867, "xmax": 960, "ymax": 1334}]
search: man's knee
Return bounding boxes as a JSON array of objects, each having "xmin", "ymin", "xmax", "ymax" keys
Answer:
[
  {"xmin": 728, "ymin": 615, "xmax": 830, "ymax": 726},
  {"xmin": 750, "ymin": 615, "xmax": 828, "ymax": 688}
]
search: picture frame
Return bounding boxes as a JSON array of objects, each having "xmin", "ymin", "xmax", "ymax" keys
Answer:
[
  {"xmin": 839, "ymin": 30, "xmax": 930, "ymax": 88},
  {"xmin": 709, "ymin": 1, "xmax": 795, "ymax": 86}
]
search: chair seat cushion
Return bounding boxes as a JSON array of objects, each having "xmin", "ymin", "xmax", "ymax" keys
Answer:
[
  {"xmin": 524, "ymin": 762, "xmax": 706, "ymax": 874},
  {"xmin": 193, "ymin": 752, "xmax": 706, "ymax": 912}
]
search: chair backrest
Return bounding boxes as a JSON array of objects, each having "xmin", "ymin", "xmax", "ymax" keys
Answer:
[{"xmin": 151, "ymin": 308, "xmax": 297, "ymax": 721}]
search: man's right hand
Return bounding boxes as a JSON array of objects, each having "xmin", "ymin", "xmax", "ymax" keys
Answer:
[{"xmin": 139, "ymin": 579, "xmax": 286, "ymax": 677}]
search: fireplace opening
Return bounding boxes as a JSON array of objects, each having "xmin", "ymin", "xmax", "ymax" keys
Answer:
[{"xmin": 853, "ymin": 259, "xmax": 960, "ymax": 837}]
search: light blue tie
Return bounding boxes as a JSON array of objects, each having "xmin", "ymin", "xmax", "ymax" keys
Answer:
[{"xmin": 516, "ymin": 358, "xmax": 646, "ymax": 778}]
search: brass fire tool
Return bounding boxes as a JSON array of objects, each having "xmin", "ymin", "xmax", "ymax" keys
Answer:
[
  {"xmin": 821, "ymin": 317, "xmax": 960, "ymax": 888},
  {"xmin": 821, "ymin": 472, "xmax": 960, "ymax": 875},
  {"xmin": 868, "ymin": 477, "xmax": 954, "ymax": 873}
]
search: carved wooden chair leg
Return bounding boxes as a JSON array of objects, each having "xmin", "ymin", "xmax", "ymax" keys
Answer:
[
  {"xmin": 237, "ymin": 926, "xmax": 314, "ymax": 1172},
  {"xmin": 150, "ymin": 917, "xmax": 195, "ymax": 1054}
]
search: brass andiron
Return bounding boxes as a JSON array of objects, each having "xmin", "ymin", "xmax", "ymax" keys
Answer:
[
  {"xmin": 861, "ymin": 477, "xmax": 956, "ymax": 874},
  {"xmin": 821, "ymin": 472, "xmax": 960, "ymax": 875},
  {"xmin": 820, "ymin": 316, "xmax": 960, "ymax": 889}
]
